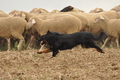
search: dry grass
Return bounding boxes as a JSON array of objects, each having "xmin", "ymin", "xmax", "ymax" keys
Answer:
[{"xmin": 0, "ymin": 47, "xmax": 120, "ymax": 80}]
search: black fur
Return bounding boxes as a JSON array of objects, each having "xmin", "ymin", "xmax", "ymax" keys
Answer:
[
  {"xmin": 38, "ymin": 31, "xmax": 104, "ymax": 57},
  {"xmin": 60, "ymin": 6, "xmax": 74, "ymax": 12}
]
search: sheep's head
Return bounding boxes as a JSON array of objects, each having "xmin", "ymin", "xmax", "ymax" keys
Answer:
[
  {"xmin": 94, "ymin": 15, "xmax": 105, "ymax": 23},
  {"xmin": 26, "ymin": 18, "xmax": 36, "ymax": 30},
  {"xmin": 90, "ymin": 8, "xmax": 104, "ymax": 13},
  {"xmin": 9, "ymin": 10, "xmax": 19, "ymax": 15},
  {"xmin": 111, "ymin": 5, "xmax": 120, "ymax": 12},
  {"xmin": 13, "ymin": 11, "xmax": 26, "ymax": 19}
]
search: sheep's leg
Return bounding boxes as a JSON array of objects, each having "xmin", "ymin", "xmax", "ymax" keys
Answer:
[
  {"xmin": 37, "ymin": 44, "xmax": 45, "ymax": 53},
  {"xmin": 37, "ymin": 44, "xmax": 52, "ymax": 54},
  {"xmin": 6, "ymin": 38, "xmax": 10, "ymax": 51},
  {"xmin": 101, "ymin": 37, "xmax": 111, "ymax": 48},
  {"xmin": 11, "ymin": 31, "xmax": 25, "ymax": 51},
  {"xmin": 27, "ymin": 35, "xmax": 35, "ymax": 49},
  {"xmin": 18, "ymin": 37, "xmax": 24, "ymax": 51},
  {"xmin": 12, "ymin": 33, "xmax": 24, "ymax": 51},
  {"xmin": 116, "ymin": 38, "xmax": 119, "ymax": 48}
]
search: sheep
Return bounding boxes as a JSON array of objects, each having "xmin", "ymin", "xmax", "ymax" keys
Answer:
[
  {"xmin": 51, "ymin": 9, "xmax": 60, "ymax": 13},
  {"xmin": 60, "ymin": 6, "xmax": 120, "ymax": 34},
  {"xmin": 27, "ymin": 14, "xmax": 82, "ymax": 35},
  {"xmin": 89, "ymin": 8, "xmax": 104, "ymax": 13},
  {"xmin": 26, "ymin": 14, "xmax": 82, "ymax": 52},
  {"xmin": 63, "ymin": 12, "xmax": 90, "ymax": 31},
  {"xmin": 9, "ymin": 10, "xmax": 20, "ymax": 16},
  {"xmin": 93, "ymin": 15, "xmax": 120, "ymax": 48},
  {"xmin": 47, "ymin": 12, "xmax": 90, "ymax": 32},
  {"xmin": 111, "ymin": 5, "xmax": 120, "ymax": 12},
  {"xmin": 0, "ymin": 10, "xmax": 10, "ymax": 49},
  {"xmin": 11, "ymin": 11, "xmax": 48, "ymax": 48},
  {"xmin": 0, "ymin": 17, "xmax": 27, "ymax": 51},
  {"xmin": 29, "ymin": 8, "xmax": 49, "ymax": 14},
  {"xmin": 81, "ymin": 10, "xmax": 120, "ymax": 34},
  {"xmin": 12, "ymin": 11, "xmax": 47, "ymax": 21}
]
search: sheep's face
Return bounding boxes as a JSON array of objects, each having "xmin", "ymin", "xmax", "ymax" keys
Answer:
[
  {"xmin": 12, "ymin": 12, "xmax": 26, "ymax": 19},
  {"xmin": 26, "ymin": 18, "xmax": 36, "ymax": 30},
  {"xmin": 94, "ymin": 15, "xmax": 105, "ymax": 23},
  {"xmin": 90, "ymin": 8, "xmax": 104, "ymax": 13},
  {"xmin": 111, "ymin": 5, "xmax": 120, "ymax": 12}
]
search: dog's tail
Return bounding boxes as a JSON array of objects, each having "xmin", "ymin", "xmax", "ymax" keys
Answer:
[{"xmin": 91, "ymin": 31, "xmax": 105, "ymax": 41}]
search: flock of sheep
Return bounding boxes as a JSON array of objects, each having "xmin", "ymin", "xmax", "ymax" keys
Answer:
[{"xmin": 0, "ymin": 5, "xmax": 120, "ymax": 52}]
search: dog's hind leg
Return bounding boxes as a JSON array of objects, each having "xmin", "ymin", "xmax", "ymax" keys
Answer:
[{"xmin": 52, "ymin": 49, "xmax": 59, "ymax": 57}]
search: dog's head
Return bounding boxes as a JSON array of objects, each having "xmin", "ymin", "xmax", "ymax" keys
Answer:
[
  {"xmin": 38, "ymin": 30, "xmax": 61, "ymax": 45},
  {"xmin": 37, "ymin": 35, "xmax": 48, "ymax": 45}
]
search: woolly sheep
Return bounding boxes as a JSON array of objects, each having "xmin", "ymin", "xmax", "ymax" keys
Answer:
[
  {"xmin": 26, "ymin": 15, "xmax": 82, "ymax": 52},
  {"xmin": 94, "ymin": 15, "xmax": 120, "ymax": 48},
  {"xmin": 48, "ymin": 12, "xmax": 90, "ymax": 32},
  {"xmin": 29, "ymin": 8, "xmax": 49, "ymax": 14},
  {"xmin": 12, "ymin": 11, "xmax": 47, "ymax": 21},
  {"xmin": 9, "ymin": 10, "xmax": 20, "ymax": 16},
  {"xmin": 111, "ymin": 5, "xmax": 120, "ymax": 12},
  {"xmin": 81, "ymin": 10, "xmax": 120, "ymax": 34},
  {"xmin": 31, "ymin": 12, "xmax": 90, "ymax": 32},
  {"xmin": 11, "ymin": 11, "xmax": 49, "ymax": 48},
  {"xmin": 26, "ymin": 14, "xmax": 82, "ymax": 35},
  {"xmin": 64, "ymin": 12, "xmax": 90, "ymax": 31},
  {"xmin": 0, "ymin": 10, "xmax": 10, "ymax": 49},
  {"xmin": 60, "ymin": 6, "xmax": 120, "ymax": 34},
  {"xmin": 51, "ymin": 9, "xmax": 60, "ymax": 13},
  {"xmin": 0, "ymin": 17, "xmax": 27, "ymax": 51}
]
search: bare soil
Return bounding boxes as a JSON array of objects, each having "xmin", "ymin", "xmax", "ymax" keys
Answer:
[{"xmin": 0, "ymin": 47, "xmax": 120, "ymax": 80}]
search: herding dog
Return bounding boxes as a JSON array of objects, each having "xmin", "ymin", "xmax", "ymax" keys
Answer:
[{"xmin": 38, "ymin": 31, "xmax": 104, "ymax": 57}]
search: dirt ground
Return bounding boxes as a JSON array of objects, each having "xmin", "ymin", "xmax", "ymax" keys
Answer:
[{"xmin": 0, "ymin": 47, "xmax": 120, "ymax": 80}]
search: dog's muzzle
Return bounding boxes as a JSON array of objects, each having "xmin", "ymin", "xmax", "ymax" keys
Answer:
[
  {"xmin": 40, "ymin": 40, "xmax": 48, "ymax": 45},
  {"xmin": 40, "ymin": 41, "xmax": 45, "ymax": 45}
]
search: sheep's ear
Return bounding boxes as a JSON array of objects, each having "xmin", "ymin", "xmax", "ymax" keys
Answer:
[
  {"xmin": 21, "ymin": 13, "xmax": 26, "ymax": 19},
  {"xmin": 96, "ymin": 8, "xmax": 100, "ymax": 12},
  {"xmin": 32, "ymin": 19, "xmax": 36, "ymax": 24},
  {"xmin": 100, "ymin": 15, "xmax": 104, "ymax": 20}
]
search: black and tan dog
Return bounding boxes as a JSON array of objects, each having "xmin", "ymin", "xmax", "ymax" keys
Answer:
[{"xmin": 37, "ymin": 31, "xmax": 104, "ymax": 57}]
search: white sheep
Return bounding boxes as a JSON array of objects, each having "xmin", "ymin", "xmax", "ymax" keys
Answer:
[
  {"xmin": 0, "ymin": 17, "xmax": 27, "ymax": 51},
  {"xmin": 29, "ymin": 8, "xmax": 49, "ymax": 14},
  {"xmin": 111, "ymin": 5, "xmax": 120, "ymax": 12},
  {"xmin": 27, "ymin": 14, "xmax": 82, "ymax": 35},
  {"xmin": 11, "ymin": 11, "xmax": 47, "ymax": 48},
  {"xmin": 89, "ymin": 8, "xmax": 104, "ymax": 13},
  {"xmin": 26, "ymin": 14, "xmax": 82, "ymax": 52},
  {"xmin": 94, "ymin": 15, "xmax": 120, "ymax": 48},
  {"xmin": 81, "ymin": 10, "xmax": 120, "ymax": 34}
]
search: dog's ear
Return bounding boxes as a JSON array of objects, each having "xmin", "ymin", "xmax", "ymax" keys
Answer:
[{"xmin": 47, "ymin": 30, "xmax": 51, "ymax": 34}]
